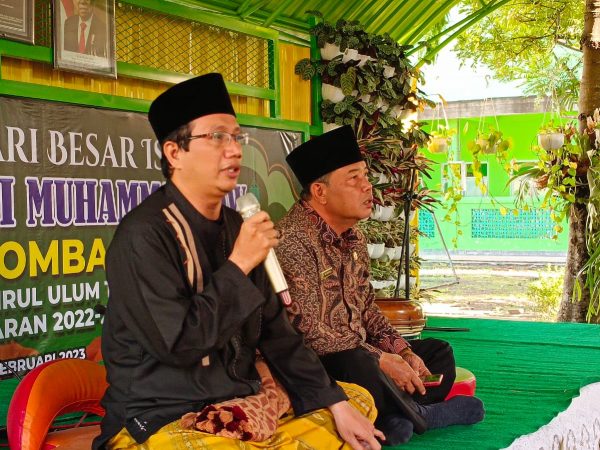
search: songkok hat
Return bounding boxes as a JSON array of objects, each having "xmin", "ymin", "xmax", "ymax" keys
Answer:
[
  {"xmin": 286, "ymin": 125, "xmax": 364, "ymax": 186},
  {"xmin": 148, "ymin": 73, "xmax": 236, "ymax": 141}
]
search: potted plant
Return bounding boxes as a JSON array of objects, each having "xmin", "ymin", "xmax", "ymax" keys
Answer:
[
  {"xmin": 427, "ymin": 125, "xmax": 456, "ymax": 154},
  {"xmin": 470, "ymin": 126, "xmax": 510, "ymax": 155},
  {"xmin": 537, "ymin": 121, "xmax": 567, "ymax": 151}
]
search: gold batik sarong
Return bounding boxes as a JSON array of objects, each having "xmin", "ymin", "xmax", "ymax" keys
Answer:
[{"xmin": 107, "ymin": 381, "xmax": 376, "ymax": 449}]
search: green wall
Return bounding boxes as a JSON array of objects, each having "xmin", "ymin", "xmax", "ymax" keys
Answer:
[{"xmin": 421, "ymin": 112, "xmax": 569, "ymax": 253}]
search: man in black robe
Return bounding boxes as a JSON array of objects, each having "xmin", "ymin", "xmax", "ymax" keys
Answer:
[{"xmin": 93, "ymin": 73, "xmax": 383, "ymax": 450}]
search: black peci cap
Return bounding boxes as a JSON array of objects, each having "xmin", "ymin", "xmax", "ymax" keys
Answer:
[
  {"xmin": 148, "ymin": 73, "xmax": 236, "ymax": 141},
  {"xmin": 286, "ymin": 125, "xmax": 364, "ymax": 186}
]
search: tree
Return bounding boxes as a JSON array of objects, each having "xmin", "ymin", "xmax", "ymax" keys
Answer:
[
  {"xmin": 454, "ymin": 0, "xmax": 581, "ymax": 110},
  {"xmin": 452, "ymin": 0, "xmax": 600, "ymax": 322}
]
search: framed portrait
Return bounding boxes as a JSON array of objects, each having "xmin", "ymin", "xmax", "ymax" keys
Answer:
[
  {"xmin": 0, "ymin": 0, "xmax": 34, "ymax": 44},
  {"xmin": 53, "ymin": 0, "xmax": 117, "ymax": 78}
]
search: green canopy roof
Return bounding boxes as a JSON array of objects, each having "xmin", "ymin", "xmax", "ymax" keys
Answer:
[{"xmin": 180, "ymin": 0, "xmax": 510, "ymax": 60}]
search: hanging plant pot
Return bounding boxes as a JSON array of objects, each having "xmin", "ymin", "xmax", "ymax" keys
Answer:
[
  {"xmin": 323, "ymin": 122, "xmax": 341, "ymax": 133},
  {"xmin": 376, "ymin": 172, "xmax": 390, "ymax": 184},
  {"xmin": 367, "ymin": 243, "xmax": 385, "ymax": 259},
  {"xmin": 370, "ymin": 204, "xmax": 383, "ymax": 220},
  {"xmin": 476, "ymin": 138, "xmax": 497, "ymax": 154},
  {"xmin": 383, "ymin": 247, "xmax": 396, "ymax": 260},
  {"xmin": 428, "ymin": 137, "xmax": 449, "ymax": 154},
  {"xmin": 537, "ymin": 132, "xmax": 565, "ymax": 151},
  {"xmin": 393, "ymin": 243, "xmax": 416, "ymax": 260},
  {"xmin": 322, "ymin": 83, "xmax": 345, "ymax": 103},
  {"xmin": 356, "ymin": 53, "xmax": 374, "ymax": 67},
  {"xmin": 320, "ymin": 43, "xmax": 343, "ymax": 60},
  {"xmin": 375, "ymin": 98, "xmax": 389, "ymax": 111},
  {"xmin": 397, "ymin": 209, "xmax": 416, "ymax": 223},
  {"xmin": 379, "ymin": 205, "xmax": 396, "ymax": 221},
  {"xmin": 342, "ymin": 48, "xmax": 359, "ymax": 63},
  {"xmin": 383, "ymin": 65, "xmax": 396, "ymax": 78}
]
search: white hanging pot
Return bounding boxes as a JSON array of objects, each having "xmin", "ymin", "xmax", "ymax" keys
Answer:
[
  {"xmin": 323, "ymin": 122, "xmax": 341, "ymax": 133},
  {"xmin": 383, "ymin": 247, "xmax": 396, "ymax": 260},
  {"xmin": 383, "ymin": 65, "xmax": 396, "ymax": 78},
  {"xmin": 370, "ymin": 280, "xmax": 387, "ymax": 290},
  {"xmin": 370, "ymin": 204, "xmax": 383, "ymax": 220},
  {"xmin": 373, "ymin": 172, "xmax": 389, "ymax": 184},
  {"xmin": 428, "ymin": 137, "xmax": 449, "ymax": 154},
  {"xmin": 322, "ymin": 83, "xmax": 345, "ymax": 103},
  {"xmin": 356, "ymin": 53, "xmax": 374, "ymax": 67},
  {"xmin": 379, "ymin": 206, "xmax": 396, "ymax": 222},
  {"xmin": 375, "ymin": 98, "xmax": 389, "ymax": 111},
  {"xmin": 393, "ymin": 243, "xmax": 415, "ymax": 260},
  {"xmin": 537, "ymin": 132, "xmax": 565, "ymax": 151},
  {"xmin": 342, "ymin": 48, "xmax": 359, "ymax": 63},
  {"xmin": 398, "ymin": 209, "xmax": 416, "ymax": 223},
  {"xmin": 320, "ymin": 43, "xmax": 343, "ymax": 60},
  {"xmin": 392, "ymin": 106, "xmax": 418, "ymax": 121},
  {"xmin": 368, "ymin": 243, "xmax": 385, "ymax": 259}
]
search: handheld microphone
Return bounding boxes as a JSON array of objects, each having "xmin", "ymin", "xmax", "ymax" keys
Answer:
[{"xmin": 236, "ymin": 193, "xmax": 292, "ymax": 306}]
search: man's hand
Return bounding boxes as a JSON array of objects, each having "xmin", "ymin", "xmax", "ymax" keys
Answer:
[
  {"xmin": 379, "ymin": 352, "xmax": 426, "ymax": 395},
  {"xmin": 401, "ymin": 350, "xmax": 431, "ymax": 378},
  {"xmin": 329, "ymin": 401, "xmax": 384, "ymax": 450},
  {"xmin": 229, "ymin": 211, "xmax": 278, "ymax": 274}
]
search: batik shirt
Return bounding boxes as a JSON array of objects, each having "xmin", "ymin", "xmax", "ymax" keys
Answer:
[{"xmin": 276, "ymin": 201, "xmax": 409, "ymax": 358}]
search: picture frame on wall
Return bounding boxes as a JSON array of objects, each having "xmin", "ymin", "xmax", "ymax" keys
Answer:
[
  {"xmin": 0, "ymin": 0, "xmax": 35, "ymax": 44},
  {"xmin": 53, "ymin": 0, "xmax": 117, "ymax": 78}
]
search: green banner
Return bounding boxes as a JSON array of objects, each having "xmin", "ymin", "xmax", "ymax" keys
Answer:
[{"xmin": 0, "ymin": 96, "xmax": 300, "ymax": 424}]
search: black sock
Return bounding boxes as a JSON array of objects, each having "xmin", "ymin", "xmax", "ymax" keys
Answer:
[
  {"xmin": 376, "ymin": 414, "xmax": 414, "ymax": 446},
  {"xmin": 415, "ymin": 396, "xmax": 485, "ymax": 429}
]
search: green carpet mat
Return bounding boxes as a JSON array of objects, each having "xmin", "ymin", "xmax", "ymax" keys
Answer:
[
  {"xmin": 391, "ymin": 317, "xmax": 600, "ymax": 449},
  {"xmin": 1, "ymin": 317, "xmax": 599, "ymax": 449}
]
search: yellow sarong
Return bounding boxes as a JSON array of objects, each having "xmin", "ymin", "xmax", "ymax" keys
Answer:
[{"xmin": 108, "ymin": 382, "xmax": 376, "ymax": 449}]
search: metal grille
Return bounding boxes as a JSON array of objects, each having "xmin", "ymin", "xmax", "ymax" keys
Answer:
[
  {"xmin": 34, "ymin": 0, "xmax": 52, "ymax": 47},
  {"xmin": 115, "ymin": 3, "xmax": 272, "ymax": 88},
  {"xmin": 418, "ymin": 210, "xmax": 436, "ymax": 238},
  {"xmin": 471, "ymin": 209, "xmax": 555, "ymax": 239}
]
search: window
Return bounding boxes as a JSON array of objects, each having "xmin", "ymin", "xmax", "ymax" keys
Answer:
[
  {"xmin": 465, "ymin": 162, "xmax": 488, "ymax": 197},
  {"xmin": 441, "ymin": 162, "xmax": 465, "ymax": 195}
]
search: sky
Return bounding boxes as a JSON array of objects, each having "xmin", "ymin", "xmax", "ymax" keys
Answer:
[{"xmin": 421, "ymin": 42, "xmax": 525, "ymax": 102}]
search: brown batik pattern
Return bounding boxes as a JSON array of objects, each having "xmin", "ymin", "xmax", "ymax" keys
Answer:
[{"xmin": 275, "ymin": 201, "xmax": 409, "ymax": 358}]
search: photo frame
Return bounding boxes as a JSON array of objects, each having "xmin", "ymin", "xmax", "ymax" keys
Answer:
[
  {"xmin": 53, "ymin": 0, "xmax": 116, "ymax": 78},
  {"xmin": 0, "ymin": 0, "xmax": 35, "ymax": 44}
]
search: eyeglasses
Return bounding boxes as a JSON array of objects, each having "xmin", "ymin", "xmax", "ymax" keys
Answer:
[{"xmin": 186, "ymin": 131, "xmax": 249, "ymax": 147}]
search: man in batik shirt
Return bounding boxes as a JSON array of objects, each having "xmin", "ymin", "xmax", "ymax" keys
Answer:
[{"xmin": 276, "ymin": 125, "xmax": 484, "ymax": 446}]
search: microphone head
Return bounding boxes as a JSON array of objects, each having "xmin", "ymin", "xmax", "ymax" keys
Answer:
[{"xmin": 236, "ymin": 192, "xmax": 261, "ymax": 218}]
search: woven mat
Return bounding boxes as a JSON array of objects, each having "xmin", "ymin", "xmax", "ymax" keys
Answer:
[{"xmin": 391, "ymin": 317, "xmax": 600, "ymax": 449}]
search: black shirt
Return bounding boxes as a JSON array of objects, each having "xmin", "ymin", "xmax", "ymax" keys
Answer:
[{"xmin": 93, "ymin": 182, "xmax": 346, "ymax": 448}]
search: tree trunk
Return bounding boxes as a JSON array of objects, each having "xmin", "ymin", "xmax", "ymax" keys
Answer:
[
  {"xmin": 558, "ymin": 0, "xmax": 600, "ymax": 322},
  {"xmin": 558, "ymin": 203, "xmax": 590, "ymax": 322}
]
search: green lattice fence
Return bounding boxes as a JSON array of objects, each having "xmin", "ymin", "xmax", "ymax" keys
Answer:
[
  {"xmin": 418, "ymin": 210, "xmax": 436, "ymax": 238},
  {"xmin": 31, "ymin": 0, "xmax": 274, "ymax": 90},
  {"xmin": 471, "ymin": 208, "xmax": 555, "ymax": 239}
]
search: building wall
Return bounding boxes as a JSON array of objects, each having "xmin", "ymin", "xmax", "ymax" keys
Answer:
[{"xmin": 421, "ymin": 111, "xmax": 569, "ymax": 253}]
